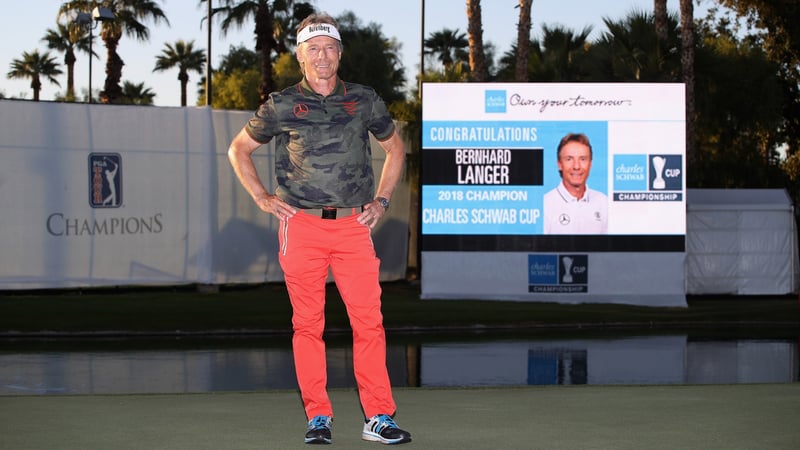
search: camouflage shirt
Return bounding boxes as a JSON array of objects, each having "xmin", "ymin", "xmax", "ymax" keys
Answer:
[{"xmin": 245, "ymin": 78, "xmax": 396, "ymax": 208}]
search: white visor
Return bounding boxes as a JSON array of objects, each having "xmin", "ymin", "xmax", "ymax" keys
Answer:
[{"xmin": 297, "ymin": 23, "xmax": 341, "ymax": 43}]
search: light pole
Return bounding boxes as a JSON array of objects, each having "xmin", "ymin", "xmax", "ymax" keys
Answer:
[
  {"xmin": 206, "ymin": 0, "xmax": 213, "ymax": 107},
  {"xmin": 419, "ymin": 0, "xmax": 425, "ymax": 98},
  {"xmin": 74, "ymin": 7, "xmax": 115, "ymax": 103}
]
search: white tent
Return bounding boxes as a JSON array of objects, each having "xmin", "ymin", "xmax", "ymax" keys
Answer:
[{"xmin": 686, "ymin": 189, "xmax": 799, "ymax": 295}]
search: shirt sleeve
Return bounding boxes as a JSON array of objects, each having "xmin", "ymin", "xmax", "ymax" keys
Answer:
[
  {"xmin": 244, "ymin": 94, "xmax": 282, "ymax": 144},
  {"xmin": 366, "ymin": 89, "xmax": 396, "ymax": 141}
]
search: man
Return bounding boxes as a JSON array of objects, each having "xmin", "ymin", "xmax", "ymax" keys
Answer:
[
  {"xmin": 227, "ymin": 12, "xmax": 411, "ymax": 446},
  {"xmin": 543, "ymin": 133, "xmax": 608, "ymax": 234}
]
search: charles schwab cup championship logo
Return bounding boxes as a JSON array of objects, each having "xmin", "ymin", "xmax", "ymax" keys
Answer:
[
  {"xmin": 612, "ymin": 153, "xmax": 682, "ymax": 201},
  {"xmin": 528, "ymin": 254, "xmax": 588, "ymax": 293},
  {"xmin": 89, "ymin": 153, "xmax": 122, "ymax": 208}
]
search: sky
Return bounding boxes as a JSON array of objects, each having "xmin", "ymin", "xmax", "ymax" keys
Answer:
[{"xmin": 0, "ymin": 0, "xmax": 714, "ymax": 107}]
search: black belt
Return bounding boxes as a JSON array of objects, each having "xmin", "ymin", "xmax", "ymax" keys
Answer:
[{"xmin": 304, "ymin": 206, "xmax": 363, "ymax": 220}]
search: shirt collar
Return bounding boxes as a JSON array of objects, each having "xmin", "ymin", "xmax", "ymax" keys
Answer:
[
  {"xmin": 557, "ymin": 182, "xmax": 590, "ymax": 202},
  {"xmin": 298, "ymin": 77, "xmax": 346, "ymax": 97}
]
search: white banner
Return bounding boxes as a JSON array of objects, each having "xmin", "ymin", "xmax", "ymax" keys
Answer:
[{"xmin": 0, "ymin": 101, "xmax": 409, "ymax": 289}]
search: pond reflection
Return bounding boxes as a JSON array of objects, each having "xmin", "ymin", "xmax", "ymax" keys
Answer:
[
  {"xmin": 419, "ymin": 336, "xmax": 799, "ymax": 386},
  {"xmin": 1, "ymin": 334, "xmax": 797, "ymax": 395}
]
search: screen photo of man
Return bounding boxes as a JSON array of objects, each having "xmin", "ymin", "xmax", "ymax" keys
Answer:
[{"xmin": 543, "ymin": 133, "xmax": 608, "ymax": 234}]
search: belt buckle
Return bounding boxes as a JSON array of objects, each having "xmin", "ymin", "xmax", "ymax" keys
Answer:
[{"xmin": 321, "ymin": 207, "xmax": 337, "ymax": 220}]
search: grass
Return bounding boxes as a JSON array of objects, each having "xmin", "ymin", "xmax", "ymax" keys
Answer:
[{"xmin": 1, "ymin": 281, "xmax": 798, "ymax": 337}]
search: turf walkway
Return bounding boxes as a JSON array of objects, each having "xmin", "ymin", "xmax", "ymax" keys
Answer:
[{"xmin": 2, "ymin": 384, "xmax": 799, "ymax": 449}]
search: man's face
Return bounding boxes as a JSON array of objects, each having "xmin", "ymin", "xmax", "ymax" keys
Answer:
[
  {"xmin": 557, "ymin": 141, "xmax": 593, "ymax": 189},
  {"xmin": 297, "ymin": 35, "xmax": 341, "ymax": 81}
]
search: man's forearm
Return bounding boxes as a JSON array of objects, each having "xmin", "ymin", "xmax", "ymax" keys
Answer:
[
  {"xmin": 228, "ymin": 129, "xmax": 269, "ymax": 202},
  {"xmin": 375, "ymin": 131, "xmax": 406, "ymax": 201}
]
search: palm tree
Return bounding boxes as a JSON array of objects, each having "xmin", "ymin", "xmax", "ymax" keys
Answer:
[
  {"xmin": 270, "ymin": 1, "xmax": 314, "ymax": 55},
  {"xmin": 515, "ymin": 0, "xmax": 533, "ymax": 81},
  {"xmin": 59, "ymin": 1, "xmax": 169, "ymax": 104},
  {"xmin": 204, "ymin": 0, "xmax": 312, "ymax": 102},
  {"xmin": 121, "ymin": 80, "xmax": 155, "ymax": 105},
  {"xmin": 654, "ymin": 0, "xmax": 669, "ymax": 40},
  {"xmin": 42, "ymin": 22, "xmax": 94, "ymax": 102},
  {"xmin": 153, "ymin": 40, "xmax": 206, "ymax": 106},
  {"xmin": 424, "ymin": 28, "xmax": 469, "ymax": 71},
  {"xmin": 466, "ymin": 0, "xmax": 487, "ymax": 81},
  {"xmin": 595, "ymin": 11, "xmax": 677, "ymax": 82},
  {"xmin": 497, "ymin": 22, "xmax": 594, "ymax": 82},
  {"xmin": 539, "ymin": 25, "xmax": 594, "ymax": 81},
  {"xmin": 6, "ymin": 50, "xmax": 63, "ymax": 101},
  {"xmin": 653, "ymin": 0, "xmax": 670, "ymax": 74}
]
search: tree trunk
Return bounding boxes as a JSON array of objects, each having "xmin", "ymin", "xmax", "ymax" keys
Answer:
[
  {"xmin": 179, "ymin": 72, "xmax": 189, "ymax": 107},
  {"xmin": 31, "ymin": 76, "xmax": 41, "ymax": 101},
  {"xmin": 255, "ymin": 3, "xmax": 276, "ymax": 102},
  {"xmin": 65, "ymin": 50, "xmax": 76, "ymax": 101},
  {"xmin": 466, "ymin": 0, "xmax": 487, "ymax": 81},
  {"xmin": 515, "ymin": 0, "xmax": 533, "ymax": 82},
  {"xmin": 100, "ymin": 35, "xmax": 124, "ymax": 104},
  {"xmin": 679, "ymin": 0, "xmax": 696, "ymax": 172},
  {"xmin": 654, "ymin": 0, "xmax": 669, "ymax": 74},
  {"xmin": 654, "ymin": 0, "xmax": 668, "ymax": 42}
]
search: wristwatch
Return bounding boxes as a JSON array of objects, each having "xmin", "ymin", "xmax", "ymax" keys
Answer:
[{"xmin": 376, "ymin": 197, "xmax": 390, "ymax": 210}]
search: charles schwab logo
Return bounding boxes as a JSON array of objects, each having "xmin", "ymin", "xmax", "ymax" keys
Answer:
[{"xmin": 484, "ymin": 90, "xmax": 507, "ymax": 113}]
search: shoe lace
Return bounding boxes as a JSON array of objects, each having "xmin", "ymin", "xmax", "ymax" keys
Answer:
[
  {"xmin": 374, "ymin": 414, "xmax": 398, "ymax": 431},
  {"xmin": 309, "ymin": 415, "xmax": 330, "ymax": 430}
]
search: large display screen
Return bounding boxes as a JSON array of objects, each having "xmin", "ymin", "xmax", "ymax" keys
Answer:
[{"xmin": 421, "ymin": 83, "xmax": 686, "ymax": 253}]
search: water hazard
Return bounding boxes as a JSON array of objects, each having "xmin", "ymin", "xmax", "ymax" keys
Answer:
[{"xmin": 1, "ymin": 333, "xmax": 797, "ymax": 395}]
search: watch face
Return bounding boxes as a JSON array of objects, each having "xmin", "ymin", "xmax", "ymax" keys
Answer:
[{"xmin": 378, "ymin": 197, "xmax": 390, "ymax": 209}]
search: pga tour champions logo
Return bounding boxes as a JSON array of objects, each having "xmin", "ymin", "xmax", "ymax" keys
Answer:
[{"xmin": 89, "ymin": 153, "xmax": 122, "ymax": 208}]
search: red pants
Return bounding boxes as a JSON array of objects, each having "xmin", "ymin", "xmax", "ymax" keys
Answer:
[{"xmin": 278, "ymin": 210, "xmax": 396, "ymax": 420}]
